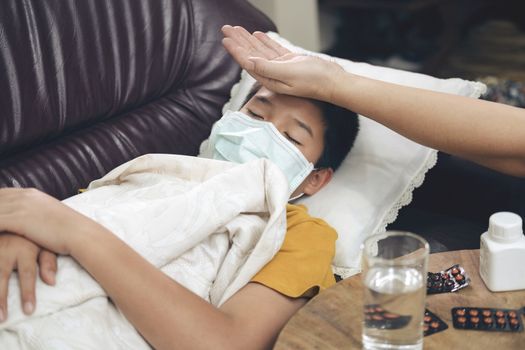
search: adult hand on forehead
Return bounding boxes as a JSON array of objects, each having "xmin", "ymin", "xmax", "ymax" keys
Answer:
[
  {"xmin": 221, "ymin": 25, "xmax": 289, "ymax": 67},
  {"xmin": 221, "ymin": 25, "xmax": 346, "ymax": 104}
]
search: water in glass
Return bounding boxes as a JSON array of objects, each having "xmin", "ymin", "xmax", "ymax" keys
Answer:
[{"xmin": 362, "ymin": 266, "xmax": 426, "ymax": 350}]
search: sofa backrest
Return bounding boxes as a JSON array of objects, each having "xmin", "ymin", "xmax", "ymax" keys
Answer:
[{"xmin": 0, "ymin": 0, "xmax": 275, "ymax": 199}]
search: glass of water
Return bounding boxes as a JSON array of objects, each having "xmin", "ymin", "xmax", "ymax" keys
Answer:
[{"xmin": 361, "ymin": 231, "xmax": 429, "ymax": 350}]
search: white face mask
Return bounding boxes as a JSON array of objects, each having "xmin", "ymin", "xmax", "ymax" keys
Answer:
[{"xmin": 206, "ymin": 110, "xmax": 315, "ymax": 195}]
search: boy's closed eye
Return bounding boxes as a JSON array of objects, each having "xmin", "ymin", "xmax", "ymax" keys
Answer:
[
  {"xmin": 247, "ymin": 109, "xmax": 264, "ymax": 120},
  {"xmin": 284, "ymin": 132, "xmax": 302, "ymax": 146},
  {"xmin": 247, "ymin": 109, "xmax": 302, "ymax": 146}
]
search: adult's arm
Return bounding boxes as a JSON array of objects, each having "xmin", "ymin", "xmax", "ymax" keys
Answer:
[
  {"xmin": 0, "ymin": 188, "xmax": 305, "ymax": 350},
  {"xmin": 332, "ymin": 74, "xmax": 525, "ymax": 177},
  {"xmin": 222, "ymin": 26, "xmax": 525, "ymax": 177}
]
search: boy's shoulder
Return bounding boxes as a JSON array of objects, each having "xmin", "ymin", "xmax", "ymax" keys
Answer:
[
  {"xmin": 286, "ymin": 204, "xmax": 338, "ymax": 241},
  {"xmin": 252, "ymin": 204, "xmax": 338, "ymax": 298}
]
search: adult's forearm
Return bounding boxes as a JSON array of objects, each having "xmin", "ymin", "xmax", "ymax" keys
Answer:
[
  {"xmin": 332, "ymin": 73, "xmax": 525, "ymax": 176},
  {"xmin": 69, "ymin": 226, "xmax": 235, "ymax": 350}
]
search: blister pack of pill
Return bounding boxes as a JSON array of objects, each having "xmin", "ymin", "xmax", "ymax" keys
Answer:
[
  {"xmin": 427, "ymin": 264, "xmax": 470, "ymax": 294},
  {"xmin": 451, "ymin": 307, "xmax": 523, "ymax": 332}
]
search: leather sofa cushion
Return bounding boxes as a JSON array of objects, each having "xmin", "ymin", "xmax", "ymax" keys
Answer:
[{"xmin": 0, "ymin": 0, "xmax": 275, "ymax": 199}]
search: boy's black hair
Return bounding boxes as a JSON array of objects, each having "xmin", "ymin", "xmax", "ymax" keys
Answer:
[
  {"xmin": 311, "ymin": 100, "xmax": 359, "ymax": 171},
  {"xmin": 242, "ymin": 85, "xmax": 359, "ymax": 171}
]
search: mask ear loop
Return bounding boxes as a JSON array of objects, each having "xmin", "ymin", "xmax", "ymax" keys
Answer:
[
  {"xmin": 288, "ymin": 193, "xmax": 305, "ymax": 202},
  {"xmin": 288, "ymin": 167, "xmax": 323, "ymax": 202}
]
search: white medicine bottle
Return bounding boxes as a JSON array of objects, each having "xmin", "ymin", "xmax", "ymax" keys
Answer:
[{"xmin": 480, "ymin": 212, "xmax": 525, "ymax": 292}]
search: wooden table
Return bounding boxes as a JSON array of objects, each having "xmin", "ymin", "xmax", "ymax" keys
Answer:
[{"xmin": 275, "ymin": 250, "xmax": 525, "ymax": 349}]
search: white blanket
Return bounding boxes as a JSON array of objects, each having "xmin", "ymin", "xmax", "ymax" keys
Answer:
[{"xmin": 0, "ymin": 154, "xmax": 289, "ymax": 349}]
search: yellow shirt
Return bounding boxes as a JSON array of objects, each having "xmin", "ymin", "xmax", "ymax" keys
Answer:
[{"xmin": 251, "ymin": 204, "xmax": 337, "ymax": 298}]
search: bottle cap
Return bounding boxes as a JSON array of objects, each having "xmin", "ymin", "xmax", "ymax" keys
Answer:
[{"xmin": 488, "ymin": 212, "xmax": 523, "ymax": 243}]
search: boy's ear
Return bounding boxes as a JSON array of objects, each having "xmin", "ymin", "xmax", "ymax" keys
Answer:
[{"xmin": 302, "ymin": 168, "xmax": 333, "ymax": 196}]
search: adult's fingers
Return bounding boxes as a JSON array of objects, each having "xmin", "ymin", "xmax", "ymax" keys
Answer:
[
  {"xmin": 249, "ymin": 57, "xmax": 290, "ymax": 81},
  {"xmin": 222, "ymin": 25, "xmax": 281, "ymax": 61},
  {"xmin": 38, "ymin": 249, "xmax": 57, "ymax": 285},
  {"xmin": 17, "ymin": 255, "xmax": 37, "ymax": 315},
  {"xmin": 253, "ymin": 31, "xmax": 291, "ymax": 56},
  {"xmin": 233, "ymin": 26, "xmax": 280, "ymax": 59},
  {"xmin": 223, "ymin": 39, "xmax": 292, "ymax": 91},
  {"xmin": 221, "ymin": 26, "xmax": 259, "ymax": 57},
  {"xmin": 222, "ymin": 38, "xmax": 255, "ymax": 71}
]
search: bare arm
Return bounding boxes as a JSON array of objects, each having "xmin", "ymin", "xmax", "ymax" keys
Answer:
[
  {"xmin": 222, "ymin": 25, "xmax": 525, "ymax": 177},
  {"xmin": 0, "ymin": 188, "xmax": 305, "ymax": 350},
  {"xmin": 72, "ymin": 227, "xmax": 305, "ymax": 350},
  {"xmin": 332, "ymin": 74, "xmax": 525, "ymax": 177}
]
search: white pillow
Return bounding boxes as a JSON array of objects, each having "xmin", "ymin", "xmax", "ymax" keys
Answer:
[{"xmin": 215, "ymin": 32, "xmax": 486, "ymax": 278}]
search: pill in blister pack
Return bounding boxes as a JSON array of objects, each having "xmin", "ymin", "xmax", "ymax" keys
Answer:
[
  {"xmin": 424, "ymin": 309, "xmax": 448, "ymax": 336},
  {"xmin": 427, "ymin": 264, "xmax": 470, "ymax": 294},
  {"xmin": 451, "ymin": 307, "xmax": 523, "ymax": 332},
  {"xmin": 364, "ymin": 304, "xmax": 411, "ymax": 330}
]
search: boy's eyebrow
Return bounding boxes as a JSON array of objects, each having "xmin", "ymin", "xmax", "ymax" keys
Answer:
[
  {"xmin": 255, "ymin": 96, "xmax": 272, "ymax": 105},
  {"xmin": 294, "ymin": 118, "xmax": 313, "ymax": 138}
]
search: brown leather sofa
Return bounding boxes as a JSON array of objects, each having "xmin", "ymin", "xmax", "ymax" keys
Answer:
[
  {"xmin": 1, "ymin": 0, "xmax": 522, "ymax": 252},
  {"xmin": 0, "ymin": 0, "xmax": 274, "ymax": 199}
]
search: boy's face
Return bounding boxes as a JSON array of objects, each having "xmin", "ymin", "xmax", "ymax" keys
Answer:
[{"xmin": 240, "ymin": 87, "xmax": 325, "ymax": 165}]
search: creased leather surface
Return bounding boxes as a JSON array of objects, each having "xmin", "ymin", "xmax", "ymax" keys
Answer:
[{"xmin": 0, "ymin": 0, "xmax": 275, "ymax": 199}]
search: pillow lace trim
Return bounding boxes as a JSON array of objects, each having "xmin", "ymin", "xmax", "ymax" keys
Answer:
[
  {"xmin": 331, "ymin": 149, "xmax": 438, "ymax": 279},
  {"xmin": 332, "ymin": 81, "xmax": 486, "ymax": 279}
]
